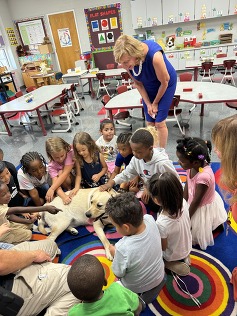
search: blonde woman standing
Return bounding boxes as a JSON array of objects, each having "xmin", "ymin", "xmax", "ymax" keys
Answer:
[{"xmin": 114, "ymin": 35, "xmax": 177, "ymax": 148}]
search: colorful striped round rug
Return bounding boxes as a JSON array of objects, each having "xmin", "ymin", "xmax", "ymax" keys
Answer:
[{"xmin": 61, "ymin": 239, "xmax": 237, "ymax": 316}]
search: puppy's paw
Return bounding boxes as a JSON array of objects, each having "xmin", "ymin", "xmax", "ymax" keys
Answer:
[
  {"xmin": 105, "ymin": 249, "xmax": 113, "ymax": 261},
  {"xmin": 69, "ymin": 228, "xmax": 78, "ymax": 235}
]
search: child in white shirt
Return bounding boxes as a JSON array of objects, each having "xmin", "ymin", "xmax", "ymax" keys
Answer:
[{"xmin": 96, "ymin": 119, "xmax": 118, "ymax": 177}]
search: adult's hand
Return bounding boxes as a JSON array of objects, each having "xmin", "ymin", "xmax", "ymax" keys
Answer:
[
  {"xmin": 33, "ymin": 250, "xmax": 52, "ymax": 263},
  {"xmin": 147, "ymin": 104, "xmax": 153, "ymax": 117},
  {"xmin": 151, "ymin": 102, "xmax": 158, "ymax": 115}
]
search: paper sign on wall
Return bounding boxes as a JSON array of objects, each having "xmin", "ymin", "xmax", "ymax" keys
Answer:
[
  {"xmin": 58, "ymin": 28, "xmax": 72, "ymax": 47},
  {"xmin": 5, "ymin": 27, "xmax": 18, "ymax": 46}
]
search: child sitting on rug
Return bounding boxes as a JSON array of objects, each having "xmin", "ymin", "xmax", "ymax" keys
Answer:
[
  {"xmin": 0, "ymin": 181, "xmax": 61, "ymax": 244},
  {"xmin": 73, "ymin": 132, "xmax": 108, "ymax": 188},
  {"xmin": 106, "ymin": 192, "xmax": 166, "ymax": 304},
  {"xmin": 45, "ymin": 137, "xmax": 79, "ymax": 205},
  {"xmin": 96, "ymin": 119, "xmax": 118, "ymax": 178},
  {"xmin": 17, "ymin": 152, "xmax": 51, "ymax": 208},
  {"xmin": 147, "ymin": 172, "xmax": 192, "ymax": 276},
  {"xmin": 67, "ymin": 254, "xmax": 143, "ymax": 316},
  {"xmin": 176, "ymin": 137, "xmax": 227, "ymax": 250},
  {"xmin": 110, "ymin": 132, "xmax": 139, "ymax": 193},
  {"xmin": 100, "ymin": 128, "xmax": 179, "ymax": 213}
]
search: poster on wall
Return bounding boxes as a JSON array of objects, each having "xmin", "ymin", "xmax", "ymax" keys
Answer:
[
  {"xmin": 5, "ymin": 27, "xmax": 18, "ymax": 46},
  {"xmin": 15, "ymin": 17, "xmax": 46, "ymax": 46},
  {"xmin": 84, "ymin": 3, "xmax": 122, "ymax": 51},
  {"xmin": 58, "ymin": 28, "xmax": 72, "ymax": 47}
]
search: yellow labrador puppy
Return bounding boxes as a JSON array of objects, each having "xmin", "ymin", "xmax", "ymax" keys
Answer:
[{"xmin": 38, "ymin": 188, "xmax": 117, "ymax": 260}]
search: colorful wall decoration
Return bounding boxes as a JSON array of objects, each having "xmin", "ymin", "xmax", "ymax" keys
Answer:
[
  {"xmin": 84, "ymin": 3, "xmax": 122, "ymax": 52},
  {"xmin": 5, "ymin": 27, "xmax": 18, "ymax": 46}
]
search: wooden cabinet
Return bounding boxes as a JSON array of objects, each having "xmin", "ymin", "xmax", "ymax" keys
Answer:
[
  {"xmin": 130, "ymin": 0, "xmax": 162, "ymax": 28},
  {"xmin": 22, "ymin": 72, "xmax": 36, "ymax": 88}
]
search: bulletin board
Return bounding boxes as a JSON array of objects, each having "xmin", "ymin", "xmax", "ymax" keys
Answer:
[
  {"xmin": 15, "ymin": 17, "xmax": 47, "ymax": 46},
  {"xmin": 84, "ymin": 3, "xmax": 122, "ymax": 52}
]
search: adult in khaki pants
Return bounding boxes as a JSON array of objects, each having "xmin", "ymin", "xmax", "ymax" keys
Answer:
[{"xmin": 0, "ymin": 238, "xmax": 79, "ymax": 315}]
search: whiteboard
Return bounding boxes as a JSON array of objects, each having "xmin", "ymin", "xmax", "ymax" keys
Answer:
[{"xmin": 15, "ymin": 18, "xmax": 46, "ymax": 46}]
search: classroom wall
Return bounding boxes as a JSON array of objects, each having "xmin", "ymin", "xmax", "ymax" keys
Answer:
[
  {"xmin": 0, "ymin": 0, "xmax": 236, "ymax": 87},
  {"xmin": 0, "ymin": 0, "xmax": 134, "ymax": 86}
]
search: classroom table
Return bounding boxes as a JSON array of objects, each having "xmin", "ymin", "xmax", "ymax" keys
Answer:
[
  {"xmin": 30, "ymin": 73, "xmax": 55, "ymax": 87},
  {"xmin": 80, "ymin": 68, "xmax": 127, "ymax": 98},
  {"xmin": 62, "ymin": 69, "xmax": 88, "ymax": 98},
  {"xmin": 185, "ymin": 56, "xmax": 237, "ymax": 81},
  {"xmin": 105, "ymin": 82, "xmax": 237, "ymax": 120},
  {"xmin": 0, "ymin": 84, "xmax": 71, "ymax": 136}
]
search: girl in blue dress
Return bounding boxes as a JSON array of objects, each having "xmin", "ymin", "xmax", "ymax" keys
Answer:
[
  {"xmin": 73, "ymin": 132, "xmax": 108, "ymax": 188},
  {"xmin": 114, "ymin": 35, "xmax": 177, "ymax": 149}
]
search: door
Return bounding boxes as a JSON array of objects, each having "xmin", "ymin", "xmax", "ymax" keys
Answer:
[{"xmin": 48, "ymin": 11, "xmax": 81, "ymax": 74}]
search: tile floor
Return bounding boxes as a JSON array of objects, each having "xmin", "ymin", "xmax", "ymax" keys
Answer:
[{"xmin": 0, "ymin": 79, "xmax": 236, "ymax": 167}]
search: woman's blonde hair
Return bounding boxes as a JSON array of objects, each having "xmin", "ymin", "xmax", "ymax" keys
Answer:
[
  {"xmin": 45, "ymin": 137, "xmax": 71, "ymax": 161},
  {"xmin": 137, "ymin": 126, "xmax": 159, "ymax": 148},
  {"xmin": 212, "ymin": 114, "xmax": 237, "ymax": 204},
  {"xmin": 114, "ymin": 34, "xmax": 144, "ymax": 64},
  {"xmin": 73, "ymin": 132, "xmax": 100, "ymax": 166}
]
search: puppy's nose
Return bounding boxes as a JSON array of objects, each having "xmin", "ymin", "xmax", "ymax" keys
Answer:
[{"xmin": 85, "ymin": 211, "xmax": 91, "ymax": 218}]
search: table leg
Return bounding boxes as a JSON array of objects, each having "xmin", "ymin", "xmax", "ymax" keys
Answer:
[
  {"xmin": 108, "ymin": 109, "xmax": 113, "ymax": 121},
  {"xmin": 200, "ymin": 103, "xmax": 204, "ymax": 116},
  {"xmin": 36, "ymin": 109, "xmax": 47, "ymax": 136},
  {"xmin": 0, "ymin": 114, "xmax": 12, "ymax": 135},
  {"xmin": 194, "ymin": 68, "xmax": 198, "ymax": 81},
  {"xmin": 88, "ymin": 78, "xmax": 95, "ymax": 98},
  {"xmin": 79, "ymin": 77, "xmax": 84, "ymax": 99}
]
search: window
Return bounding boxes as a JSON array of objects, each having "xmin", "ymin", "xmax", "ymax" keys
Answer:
[{"xmin": 0, "ymin": 48, "xmax": 10, "ymax": 68}]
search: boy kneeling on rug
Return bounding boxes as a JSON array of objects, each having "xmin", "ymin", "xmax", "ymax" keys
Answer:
[{"xmin": 105, "ymin": 192, "xmax": 166, "ymax": 304}]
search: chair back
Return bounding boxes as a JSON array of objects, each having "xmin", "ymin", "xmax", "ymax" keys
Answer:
[
  {"xmin": 179, "ymin": 72, "xmax": 192, "ymax": 81},
  {"xmin": 121, "ymin": 72, "xmax": 133, "ymax": 88},
  {"xmin": 101, "ymin": 94, "xmax": 111, "ymax": 106},
  {"xmin": 169, "ymin": 95, "xmax": 180, "ymax": 114},
  {"xmin": 223, "ymin": 59, "xmax": 236, "ymax": 71},
  {"xmin": 15, "ymin": 91, "xmax": 23, "ymax": 98},
  {"xmin": 55, "ymin": 72, "xmax": 63, "ymax": 80},
  {"xmin": 201, "ymin": 62, "xmax": 213, "ymax": 71},
  {"xmin": 106, "ymin": 63, "xmax": 115, "ymax": 69},
  {"xmin": 26, "ymin": 86, "xmax": 36, "ymax": 93},
  {"xmin": 8, "ymin": 96, "xmax": 16, "ymax": 101},
  {"xmin": 96, "ymin": 73, "xmax": 106, "ymax": 86},
  {"xmin": 117, "ymin": 85, "xmax": 128, "ymax": 94}
]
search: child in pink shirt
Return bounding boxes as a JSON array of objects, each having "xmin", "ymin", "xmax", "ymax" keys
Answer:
[
  {"xmin": 176, "ymin": 137, "xmax": 227, "ymax": 250},
  {"xmin": 45, "ymin": 137, "xmax": 81, "ymax": 205}
]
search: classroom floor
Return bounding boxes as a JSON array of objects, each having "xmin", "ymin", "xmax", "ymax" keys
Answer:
[{"xmin": 0, "ymin": 78, "xmax": 236, "ymax": 166}]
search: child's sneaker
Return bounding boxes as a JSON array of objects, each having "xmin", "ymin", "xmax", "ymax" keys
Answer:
[{"xmin": 165, "ymin": 261, "xmax": 190, "ymax": 276}]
